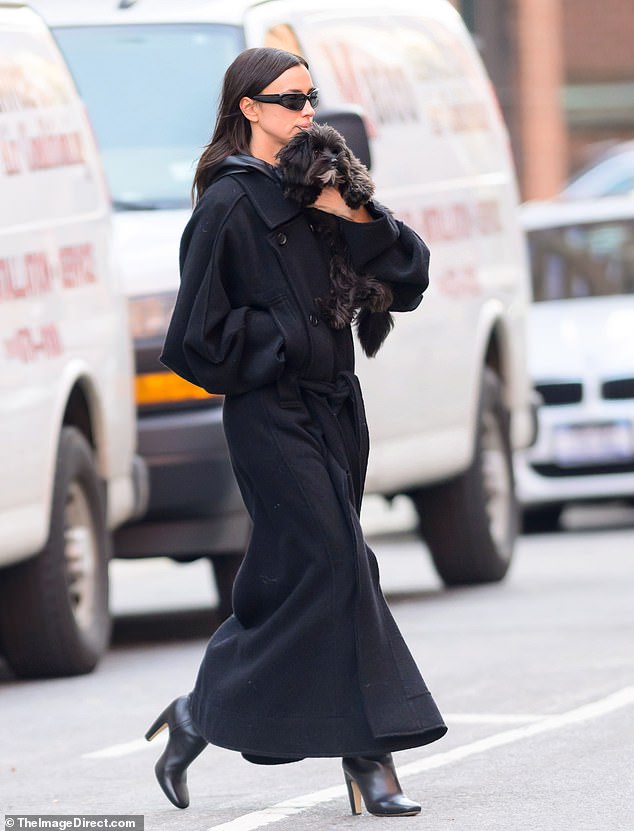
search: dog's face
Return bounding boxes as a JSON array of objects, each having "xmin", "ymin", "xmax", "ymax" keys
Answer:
[{"xmin": 275, "ymin": 123, "xmax": 356, "ymax": 204}]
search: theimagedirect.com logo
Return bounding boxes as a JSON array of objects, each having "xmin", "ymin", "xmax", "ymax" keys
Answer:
[{"xmin": 4, "ymin": 817, "xmax": 143, "ymax": 830}]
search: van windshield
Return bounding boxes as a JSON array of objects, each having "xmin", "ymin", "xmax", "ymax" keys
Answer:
[
  {"xmin": 54, "ymin": 23, "xmax": 244, "ymax": 210},
  {"xmin": 528, "ymin": 219, "xmax": 634, "ymax": 301}
]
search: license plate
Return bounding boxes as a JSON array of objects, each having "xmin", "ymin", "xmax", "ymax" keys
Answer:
[{"xmin": 552, "ymin": 422, "xmax": 634, "ymax": 467}]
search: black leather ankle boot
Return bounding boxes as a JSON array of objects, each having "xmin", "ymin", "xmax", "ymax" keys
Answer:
[
  {"xmin": 145, "ymin": 694, "xmax": 207, "ymax": 809},
  {"xmin": 342, "ymin": 753, "xmax": 421, "ymax": 817}
]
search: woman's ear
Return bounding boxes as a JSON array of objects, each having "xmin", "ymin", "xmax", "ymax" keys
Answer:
[{"xmin": 240, "ymin": 97, "xmax": 259, "ymax": 123}]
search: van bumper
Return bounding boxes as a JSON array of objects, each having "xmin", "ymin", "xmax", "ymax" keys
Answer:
[{"xmin": 113, "ymin": 404, "xmax": 249, "ymax": 559}]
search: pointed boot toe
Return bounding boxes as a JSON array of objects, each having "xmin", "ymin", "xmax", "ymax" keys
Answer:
[
  {"xmin": 145, "ymin": 694, "xmax": 207, "ymax": 809},
  {"xmin": 154, "ymin": 757, "xmax": 191, "ymax": 809}
]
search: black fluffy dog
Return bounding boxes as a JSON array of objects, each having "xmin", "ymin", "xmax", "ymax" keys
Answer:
[{"xmin": 275, "ymin": 123, "xmax": 394, "ymax": 358}]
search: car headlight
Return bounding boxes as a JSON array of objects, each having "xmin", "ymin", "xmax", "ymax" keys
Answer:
[{"xmin": 128, "ymin": 292, "xmax": 177, "ymax": 341}]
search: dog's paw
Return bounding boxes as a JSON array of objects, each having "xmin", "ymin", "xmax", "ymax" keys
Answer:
[
  {"xmin": 339, "ymin": 158, "xmax": 374, "ymax": 208},
  {"xmin": 340, "ymin": 180, "xmax": 374, "ymax": 209}
]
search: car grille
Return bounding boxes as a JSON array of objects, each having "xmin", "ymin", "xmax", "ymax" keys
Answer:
[
  {"xmin": 602, "ymin": 378, "xmax": 634, "ymax": 400},
  {"xmin": 535, "ymin": 382, "xmax": 583, "ymax": 405},
  {"xmin": 531, "ymin": 461, "xmax": 634, "ymax": 477},
  {"xmin": 535, "ymin": 377, "xmax": 634, "ymax": 405}
]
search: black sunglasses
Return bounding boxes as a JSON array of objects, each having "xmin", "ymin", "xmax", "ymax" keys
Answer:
[{"xmin": 251, "ymin": 89, "xmax": 319, "ymax": 111}]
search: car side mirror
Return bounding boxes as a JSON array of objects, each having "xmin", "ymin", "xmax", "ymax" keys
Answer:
[{"xmin": 316, "ymin": 108, "xmax": 372, "ymax": 170}]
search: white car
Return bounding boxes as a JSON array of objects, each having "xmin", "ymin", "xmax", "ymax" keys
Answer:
[
  {"xmin": 514, "ymin": 198, "xmax": 634, "ymax": 531},
  {"xmin": 561, "ymin": 141, "xmax": 634, "ymax": 200}
]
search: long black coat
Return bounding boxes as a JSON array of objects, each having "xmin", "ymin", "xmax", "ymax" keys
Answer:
[{"xmin": 160, "ymin": 157, "xmax": 447, "ymax": 762}]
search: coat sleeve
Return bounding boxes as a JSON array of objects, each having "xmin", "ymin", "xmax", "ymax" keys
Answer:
[
  {"xmin": 160, "ymin": 191, "xmax": 286, "ymax": 395},
  {"xmin": 336, "ymin": 203, "xmax": 430, "ymax": 312}
]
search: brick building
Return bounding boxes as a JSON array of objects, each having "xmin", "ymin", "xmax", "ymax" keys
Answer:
[
  {"xmin": 453, "ymin": 0, "xmax": 634, "ymax": 199},
  {"xmin": 562, "ymin": 0, "xmax": 634, "ymax": 170}
]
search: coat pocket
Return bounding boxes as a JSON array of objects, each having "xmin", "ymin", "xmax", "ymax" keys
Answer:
[
  {"xmin": 239, "ymin": 307, "xmax": 286, "ymax": 390},
  {"xmin": 268, "ymin": 294, "xmax": 310, "ymax": 374}
]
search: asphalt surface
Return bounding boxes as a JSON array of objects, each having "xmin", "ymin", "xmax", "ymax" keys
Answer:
[{"xmin": 2, "ymin": 502, "xmax": 633, "ymax": 831}]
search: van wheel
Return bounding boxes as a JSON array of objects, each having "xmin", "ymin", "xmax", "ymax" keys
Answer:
[
  {"xmin": 521, "ymin": 505, "xmax": 562, "ymax": 534},
  {"xmin": 412, "ymin": 368, "xmax": 518, "ymax": 585},
  {"xmin": 208, "ymin": 554, "xmax": 242, "ymax": 622},
  {"xmin": 0, "ymin": 427, "xmax": 111, "ymax": 678}
]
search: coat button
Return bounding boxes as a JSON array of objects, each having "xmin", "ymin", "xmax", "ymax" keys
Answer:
[
  {"xmin": 309, "ymin": 312, "xmax": 319, "ymax": 326},
  {"xmin": 276, "ymin": 232, "xmax": 287, "ymax": 246}
]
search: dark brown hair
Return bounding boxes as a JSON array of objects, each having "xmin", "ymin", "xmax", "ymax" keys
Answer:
[{"xmin": 192, "ymin": 47, "xmax": 309, "ymax": 204}]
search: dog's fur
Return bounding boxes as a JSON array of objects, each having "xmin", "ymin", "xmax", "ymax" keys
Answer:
[{"xmin": 275, "ymin": 123, "xmax": 394, "ymax": 358}]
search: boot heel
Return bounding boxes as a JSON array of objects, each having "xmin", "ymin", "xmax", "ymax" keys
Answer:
[
  {"xmin": 341, "ymin": 755, "xmax": 421, "ymax": 817},
  {"xmin": 145, "ymin": 708, "xmax": 170, "ymax": 742},
  {"xmin": 145, "ymin": 695, "xmax": 207, "ymax": 809},
  {"xmin": 344, "ymin": 772, "xmax": 363, "ymax": 815}
]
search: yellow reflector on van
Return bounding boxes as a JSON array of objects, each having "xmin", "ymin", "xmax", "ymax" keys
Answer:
[{"xmin": 135, "ymin": 372, "xmax": 219, "ymax": 405}]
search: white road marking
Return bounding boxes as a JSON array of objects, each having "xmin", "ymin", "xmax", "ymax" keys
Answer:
[
  {"xmin": 82, "ymin": 734, "xmax": 166, "ymax": 759},
  {"xmin": 444, "ymin": 713, "xmax": 546, "ymax": 724},
  {"xmin": 204, "ymin": 686, "xmax": 634, "ymax": 831}
]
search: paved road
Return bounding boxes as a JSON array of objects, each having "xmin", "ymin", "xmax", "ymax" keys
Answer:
[{"xmin": 2, "ymin": 503, "xmax": 633, "ymax": 831}]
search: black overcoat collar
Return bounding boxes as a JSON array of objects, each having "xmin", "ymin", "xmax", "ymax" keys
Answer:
[{"xmin": 215, "ymin": 155, "xmax": 302, "ymax": 230}]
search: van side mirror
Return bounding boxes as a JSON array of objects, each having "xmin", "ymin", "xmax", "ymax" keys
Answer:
[{"xmin": 316, "ymin": 109, "xmax": 372, "ymax": 170}]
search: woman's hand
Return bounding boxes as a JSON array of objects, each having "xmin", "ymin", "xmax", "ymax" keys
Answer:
[{"xmin": 310, "ymin": 187, "xmax": 372, "ymax": 223}]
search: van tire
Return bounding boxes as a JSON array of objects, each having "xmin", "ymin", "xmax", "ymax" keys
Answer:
[
  {"xmin": 0, "ymin": 427, "xmax": 111, "ymax": 678},
  {"xmin": 521, "ymin": 504, "xmax": 562, "ymax": 534},
  {"xmin": 208, "ymin": 554, "xmax": 242, "ymax": 622},
  {"xmin": 412, "ymin": 368, "xmax": 517, "ymax": 585}
]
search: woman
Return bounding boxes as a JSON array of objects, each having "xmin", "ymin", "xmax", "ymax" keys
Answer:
[{"xmin": 148, "ymin": 47, "xmax": 447, "ymax": 818}]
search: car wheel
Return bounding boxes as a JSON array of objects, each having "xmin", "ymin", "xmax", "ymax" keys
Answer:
[
  {"xmin": 0, "ymin": 427, "xmax": 111, "ymax": 678},
  {"xmin": 521, "ymin": 504, "xmax": 563, "ymax": 534},
  {"xmin": 412, "ymin": 368, "xmax": 518, "ymax": 585}
]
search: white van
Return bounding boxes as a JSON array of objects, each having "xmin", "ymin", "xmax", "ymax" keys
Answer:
[
  {"xmin": 33, "ymin": 0, "xmax": 534, "ymax": 598},
  {"xmin": 0, "ymin": 3, "xmax": 147, "ymax": 678}
]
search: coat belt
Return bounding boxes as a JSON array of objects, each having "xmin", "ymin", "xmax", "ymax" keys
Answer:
[{"xmin": 298, "ymin": 371, "xmax": 370, "ymax": 514}]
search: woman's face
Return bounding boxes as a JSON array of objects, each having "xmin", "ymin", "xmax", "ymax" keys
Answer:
[{"xmin": 241, "ymin": 64, "xmax": 316, "ymax": 163}]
